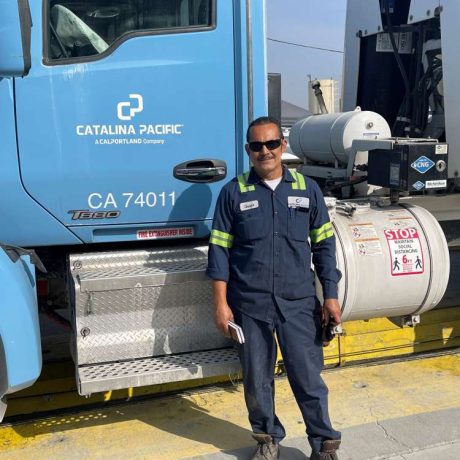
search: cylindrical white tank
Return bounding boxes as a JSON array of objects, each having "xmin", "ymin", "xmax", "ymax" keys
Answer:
[
  {"xmin": 318, "ymin": 201, "xmax": 450, "ymax": 321},
  {"xmin": 289, "ymin": 110, "xmax": 391, "ymax": 165}
]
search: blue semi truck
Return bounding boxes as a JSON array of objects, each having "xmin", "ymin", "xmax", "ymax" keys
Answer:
[
  {"xmin": 0, "ymin": 0, "xmax": 267, "ymax": 420},
  {"xmin": 2, "ymin": 0, "xmax": 459, "ymax": 423}
]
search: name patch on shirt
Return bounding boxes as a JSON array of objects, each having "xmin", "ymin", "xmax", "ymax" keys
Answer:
[
  {"xmin": 240, "ymin": 200, "xmax": 259, "ymax": 211},
  {"xmin": 288, "ymin": 196, "xmax": 310, "ymax": 209}
]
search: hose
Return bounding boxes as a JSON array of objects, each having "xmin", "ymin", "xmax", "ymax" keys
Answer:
[{"xmin": 384, "ymin": 0, "xmax": 411, "ymax": 131}]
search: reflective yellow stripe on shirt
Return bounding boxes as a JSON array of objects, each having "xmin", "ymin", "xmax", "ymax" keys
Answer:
[
  {"xmin": 310, "ymin": 222, "xmax": 333, "ymax": 244},
  {"xmin": 210, "ymin": 229, "xmax": 234, "ymax": 248},
  {"xmin": 289, "ymin": 169, "xmax": 306, "ymax": 190},
  {"xmin": 237, "ymin": 172, "xmax": 256, "ymax": 193}
]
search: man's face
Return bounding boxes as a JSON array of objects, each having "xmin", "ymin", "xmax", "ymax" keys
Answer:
[{"xmin": 245, "ymin": 123, "xmax": 287, "ymax": 179}]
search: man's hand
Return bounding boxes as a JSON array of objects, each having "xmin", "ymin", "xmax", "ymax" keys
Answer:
[
  {"xmin": 214, "ymin": 302, "xmax": 234, "ymax": 337},
  {"xmin": 212, "ymin": 280, "xmax": 234, "ymax": 337},
  {"xmin": 321, "ymin": 298, "xmax": 342, "ymax": 347},
  {"xmin": 322, "ymin": 298, "xmax": 342, "ymax": 325}
]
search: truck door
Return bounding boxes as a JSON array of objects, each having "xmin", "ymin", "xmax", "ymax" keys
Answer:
[{"xmin": 14, "ymin": 0, "xmax": 237, "ymax": 242}]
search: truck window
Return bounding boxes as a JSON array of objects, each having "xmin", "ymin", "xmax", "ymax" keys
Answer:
[{"xmin": 46, "ymin": 0, "xmax": 214, "ymax": 61}]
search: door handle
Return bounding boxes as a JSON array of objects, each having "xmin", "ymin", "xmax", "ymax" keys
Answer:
[{"xmin": 173, "ymin": 159, "xmax": 227, "ymax": 183}]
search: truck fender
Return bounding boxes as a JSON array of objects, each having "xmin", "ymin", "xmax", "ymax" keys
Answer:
[{"xmin": 0, "ymin": 245, "xmax": 43, "ymax": 421}]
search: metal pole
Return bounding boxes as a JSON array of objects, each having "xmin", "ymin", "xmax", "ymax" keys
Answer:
[{"xmin": 246, "ymin": 0, "xmax": 254, "ymax": 123}]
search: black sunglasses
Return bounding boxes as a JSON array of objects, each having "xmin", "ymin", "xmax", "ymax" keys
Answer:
[{"xmin": 248, "ymin": 138, "xmax": 283, "ymax": 152}]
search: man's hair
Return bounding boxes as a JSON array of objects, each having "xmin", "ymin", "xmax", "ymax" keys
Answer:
[{"xmin": 246, "ymin": 116, "xmax": 283, "ymax": 142}]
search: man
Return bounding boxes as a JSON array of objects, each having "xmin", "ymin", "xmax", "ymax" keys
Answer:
[{"xmin": 206, "ymin": 116, "xmax": 341, "ymax": 460}]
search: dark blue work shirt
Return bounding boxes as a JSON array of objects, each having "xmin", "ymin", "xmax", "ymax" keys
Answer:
[{"xmin": 206, "ymin": 167, "xmax": 340, "ymax": 323}]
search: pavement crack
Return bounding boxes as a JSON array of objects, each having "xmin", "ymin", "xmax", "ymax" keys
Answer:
[
  {"xmin": 375, "ymin": 418, "xmax": 412, "ymax": 452},
  {"xmin": 361, "ymin": 384, "xmax": 413, "ymax": 454},
  {"xmin": 375, "ymin": 419, "xmax": 396, "ymax": 443}
]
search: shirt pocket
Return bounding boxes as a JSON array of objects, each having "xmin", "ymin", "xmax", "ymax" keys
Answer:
[
  {"xmin": 235, "ymin": 207, "xmax": 267, "ymax": 241},
  {"xmin": 288, "ymin": 207, "xmax": 310, "ymax": 241}
]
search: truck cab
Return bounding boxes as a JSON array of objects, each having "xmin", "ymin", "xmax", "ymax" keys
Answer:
[{"xmin": 0, "ymin": 0, "xmax": 266, "ymax": 419}]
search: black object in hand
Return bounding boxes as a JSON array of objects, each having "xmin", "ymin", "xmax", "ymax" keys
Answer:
[{"xmin": 322, "ymin": 322, "xmax": 342, "ymax": 343}]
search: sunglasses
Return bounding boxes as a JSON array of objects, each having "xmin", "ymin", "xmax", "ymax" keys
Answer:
[{"xmin": 248, "ymin": 138, "xmax": 283, "ymax": 152}]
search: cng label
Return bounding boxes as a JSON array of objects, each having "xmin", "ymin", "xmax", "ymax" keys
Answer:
[
  {"xmin": 411, "ymin": 156, "xmax": 434, "ymax": 174},
  {"xmin": 384, "ymin": 227, "xmax": 424, "ymax": 276}
]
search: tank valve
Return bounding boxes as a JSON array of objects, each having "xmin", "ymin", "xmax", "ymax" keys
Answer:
[{"xmin": 402, "ymin": 315, "xmax": 421, "ymax": 327}]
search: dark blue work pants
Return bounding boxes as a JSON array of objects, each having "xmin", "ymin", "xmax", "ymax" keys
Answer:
[{"xmin": 234, "ymin": 297, "xmax": 341, "ymax": 452}]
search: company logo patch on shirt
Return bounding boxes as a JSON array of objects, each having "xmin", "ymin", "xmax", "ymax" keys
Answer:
[
  {"xmin": 288, "ymin": 196, "xmax": 310, "ymax": 209},
  {"xmin": 240, "ymin": 200, "xmax": 259, "ymax": 211}
]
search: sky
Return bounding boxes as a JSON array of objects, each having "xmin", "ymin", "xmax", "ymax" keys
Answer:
[{"xmin": 266, "ymin": 0, "xmax": 348, "ymax": 109}]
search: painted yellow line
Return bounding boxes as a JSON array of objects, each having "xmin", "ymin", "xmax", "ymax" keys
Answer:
[
  {"xmin": 0, "ymin": 352, "xmax": 459, "ymax": 459},
  {"xmin": 5, "ymin": 375, "xmax": 237, "ymax": 418}
]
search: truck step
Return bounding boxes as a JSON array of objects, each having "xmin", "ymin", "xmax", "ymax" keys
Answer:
[
  {"xmin": 68, "ymin": 244, "xmax": 234, "ymax": 395},
  {"xmin": 77, "ymin": 348, "xmax": 240, "ymax": 395}
]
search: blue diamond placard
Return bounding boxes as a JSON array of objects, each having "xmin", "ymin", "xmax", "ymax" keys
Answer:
[
  {"xmin": 411, "ymin": 156, "xmax": 434, "ymax": 174},
  {"xmin": 412, "ymin": 181, "xmax": 425, "ymax": 191}
]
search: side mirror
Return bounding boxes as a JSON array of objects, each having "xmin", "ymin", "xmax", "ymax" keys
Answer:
[{"xmin": 0, "ymin": 0, "xmax": 32, "ymax": 77}]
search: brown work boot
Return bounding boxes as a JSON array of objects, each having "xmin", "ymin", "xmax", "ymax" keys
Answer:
[
  {"xmin": 310, "ymin": 439, "xmax": 341, "ymax": 460},
  {"xmin": 251, "ymin": 434, "xmax": 280, "ymax": 460}
]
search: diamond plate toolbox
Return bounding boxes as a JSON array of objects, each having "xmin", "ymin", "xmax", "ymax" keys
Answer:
[{"xmin": 69, "ymin": 245, "xmax": 230, "ymax": 366}]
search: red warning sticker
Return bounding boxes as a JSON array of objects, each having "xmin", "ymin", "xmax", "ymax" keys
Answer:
[
  {"xmin": 384, "ymin": 227, "xmax": 424, "ymax": 276},
  {"xmin": 137, "ymin": 227, "xmax": 194, "ymax": 240}
]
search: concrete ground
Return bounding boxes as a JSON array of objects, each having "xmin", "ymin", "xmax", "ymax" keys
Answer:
[
  {"xmin": 0, "ymin": 351, "xmax": 459, "ymax": 459},
  {"xmin": 193, "ymin": 408, "xmax": 460, "ymax": 459}
]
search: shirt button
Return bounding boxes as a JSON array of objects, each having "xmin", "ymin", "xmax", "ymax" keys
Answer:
[
  {"xmin": 274, "ymin": 232, "xmax": 279, "ymax": 237},
  {"xmin": 274, "ymin": 211, "xmax": 278, "ymax": 215}
]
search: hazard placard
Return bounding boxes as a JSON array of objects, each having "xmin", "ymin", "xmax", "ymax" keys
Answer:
[
  {"xmin": 350, "ymin": 223, "xmax": 382, "ymax": 256},
  {"xmin": 384, "ymin": 227, "xmax": 424, "ymax": 276},
  {"xmin": 349, "ymin": 223, "xmax": 378, "ymax": 240}
]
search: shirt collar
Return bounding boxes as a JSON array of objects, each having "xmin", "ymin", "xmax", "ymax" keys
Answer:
[{"xmin": 246, "ymin": 166, "xmax": 295, "ymax": 185}]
